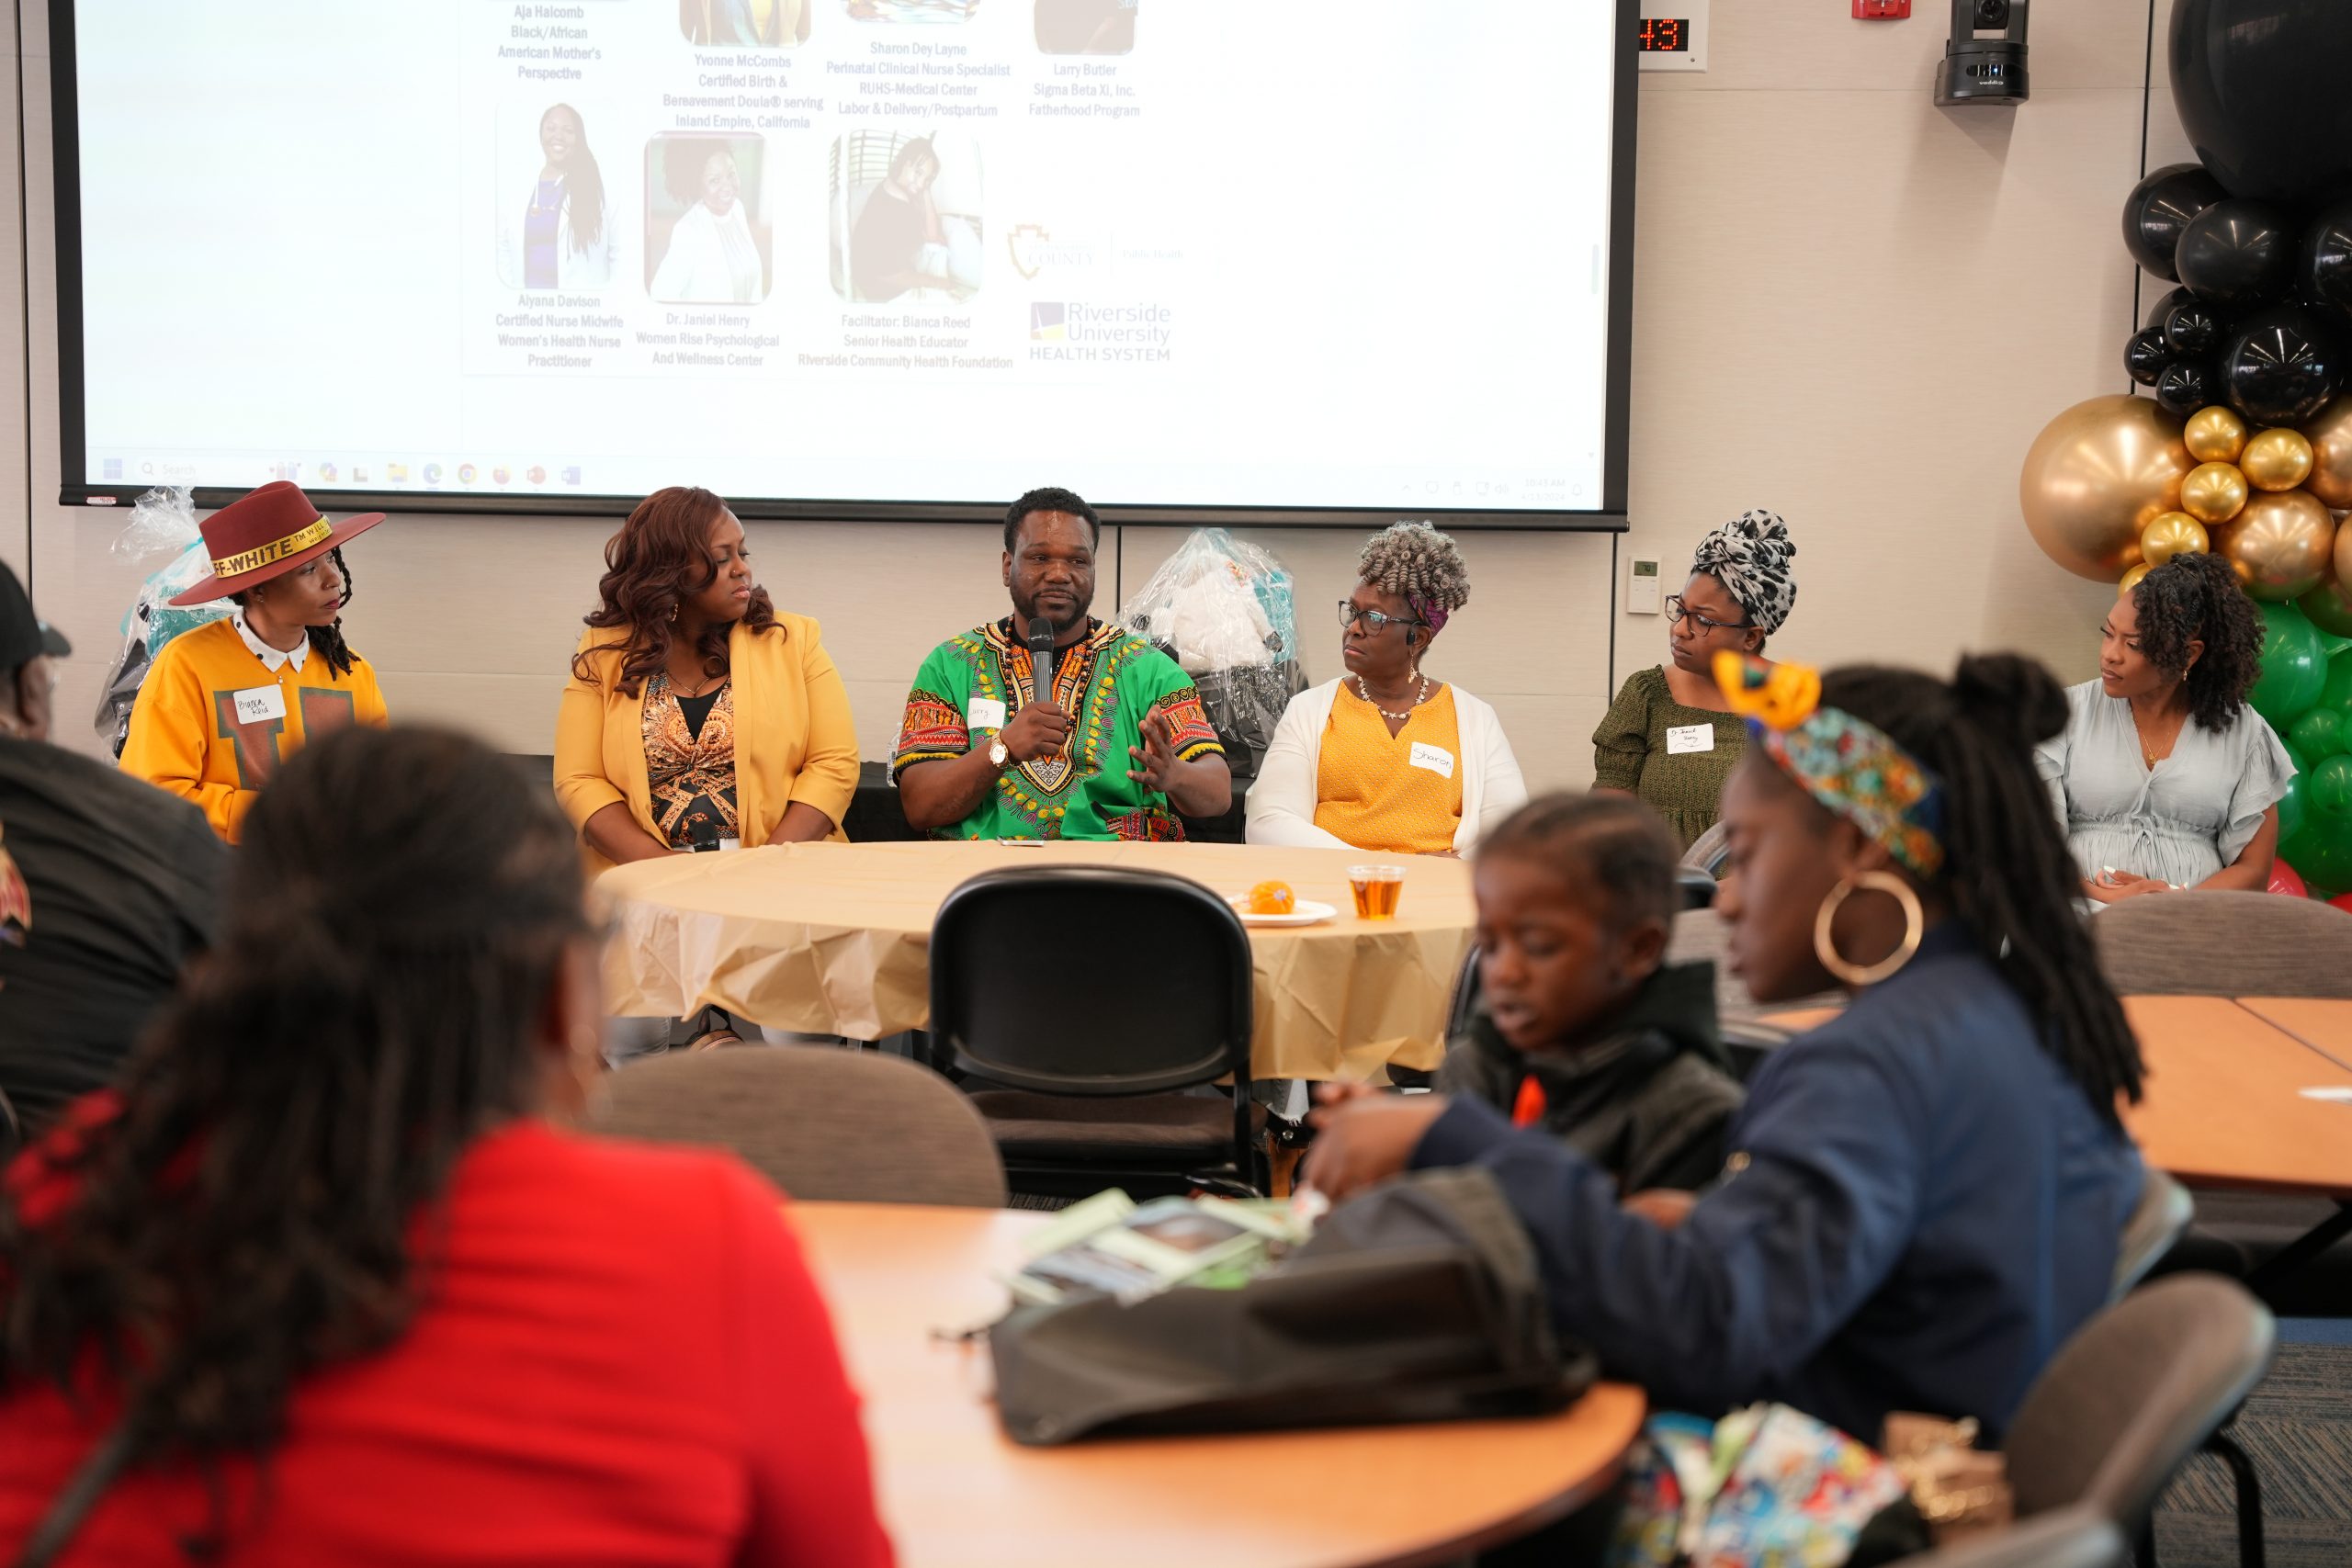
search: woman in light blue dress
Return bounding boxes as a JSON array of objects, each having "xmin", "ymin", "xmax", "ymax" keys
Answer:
[{"xmin": 2035, "ymin": 552, "xmax": 2292, "ymax": 905}]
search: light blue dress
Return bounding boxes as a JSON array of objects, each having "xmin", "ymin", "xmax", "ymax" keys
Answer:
[{"xmin": 2034, "ymin": 680, "xmax": 2294, "ymax": 889}]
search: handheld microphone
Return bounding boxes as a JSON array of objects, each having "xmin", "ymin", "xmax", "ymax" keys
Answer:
[
  {"xmin": 687, "ymin": 819, "xmax": 721, "ymax": 853},
  {"xmin": 1025, "ymin": 617, "xmax": 1058, "ymax": 708}
]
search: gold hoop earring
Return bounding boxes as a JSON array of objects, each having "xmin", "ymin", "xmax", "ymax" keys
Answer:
[{"xmin": 1814, "ymin": 870, "xmax": 1924, "ymax": 987}]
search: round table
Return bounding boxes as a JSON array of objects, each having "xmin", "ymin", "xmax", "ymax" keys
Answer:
[
  {"xmin": 599, "ymin": 840, "xmax": 1476, "ymax": 1081},
  {"xmin": 790, "ymin": 1201, "xmax": 1646, "ymax": 1568}
]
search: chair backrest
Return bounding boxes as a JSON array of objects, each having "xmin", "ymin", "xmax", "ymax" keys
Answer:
[
  {"xmin": 2003, "ymin": 1273, "xmax": 2275, "ymax": 1528},
  {"xmin": 1893, "ymin": 1506, "xmax": 2123, "ymax": 1568},
  {"xmin": 589, "ymin": 1047, "xmax": 1008, "ymax": 1207},
  {"xmin": 1446, "ymin": 942, "xmax": 1483, "ymax": 1040},
  {"xmin": 1676, "ymin": 866, "xmax": 1718, "ymax": 912},
  {"xmin": 1681, "ymin": 820, "xmax": 1731, "ymax": 876},
  {"xmin": 929, "ymin": 865, "xmax": 1254, "ymax": 1096},
  {"xmin": 2109, "ymin": 1168, "xmax": 2193, "ymax": 1301},
  {"xmin": 2093, "ymin": 889, "xmax": 2352, "ymax": 998}
]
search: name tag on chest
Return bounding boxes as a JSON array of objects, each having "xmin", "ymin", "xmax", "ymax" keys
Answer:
[
  {"xmin": 1408, "ymin": 740, "xmax": 1455, "ymax": 779},
  {"xmin": 967, "ymin": 697, "xmax": 1007, "ymax": 732},
  {"xmin": 232, "ymin": 684, "xmax": 288, "ymax": 725},
  {"xmin": 1666, "ymin": 723, "xmax": 1714, "ymax": 756}
]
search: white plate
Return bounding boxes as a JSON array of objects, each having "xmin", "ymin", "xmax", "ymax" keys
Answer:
[{"xmin": 1227, "ymin": 897, "xmax": 1340, "ymax": 928}]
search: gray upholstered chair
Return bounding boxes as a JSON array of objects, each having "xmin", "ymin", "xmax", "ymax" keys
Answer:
[
  {"xmin": 1681, "ymin": 820, "xmax": 1731, "ymax": 878},
  {"xmin": 589, "ymin": 1046, "xmax": 1008, "ymax": 1207},
  {"xmin": 2003, "ymin": 1274, "xmax": 2274, "ymax": 1545},
  {"xmin": 2111, "ymin": 1169, "xmax": 2194, "ymax": 1301},
  {"xmin": 1889, "ymin": 1506, "xmax": 2123, "ymax": 1568},
  {"xmin": 2092, "ymin": 888, "xmax": 2352, "ymax": 998}
]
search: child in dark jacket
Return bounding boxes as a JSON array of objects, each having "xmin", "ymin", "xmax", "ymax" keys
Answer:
[{"xmin": 1435, "ymin": 794, "xmax": 1742, "ymax": 1194}]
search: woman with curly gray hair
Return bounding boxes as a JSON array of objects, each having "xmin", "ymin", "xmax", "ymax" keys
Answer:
[
  {"xmin": 1247, "ymin": 523, "xmax": 1527, "ymax": 855},
  {"xmin": 1593, "ymin": 509, "xmax": 1798, "ymax": 851}
]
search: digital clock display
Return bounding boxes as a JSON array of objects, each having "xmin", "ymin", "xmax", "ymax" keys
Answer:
[{"xmin": 1637, "ymin": 17, "xmax": 1690, "ymax": 51}]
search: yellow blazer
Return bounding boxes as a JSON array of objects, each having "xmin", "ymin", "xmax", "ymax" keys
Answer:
[{"xmin": 555, "ymin": 613, "xmax": 860, "ymax": 876}]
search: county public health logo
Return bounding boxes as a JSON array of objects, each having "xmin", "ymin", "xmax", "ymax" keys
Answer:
[{"xmin": 1029, "ymin": 303, "xmax": 1068, "ymax": 343}]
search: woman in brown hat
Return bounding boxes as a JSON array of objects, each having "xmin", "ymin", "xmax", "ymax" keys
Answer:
[{"xmin": 120, "ymin": 482, "xmax": 391, "ymax": 841}]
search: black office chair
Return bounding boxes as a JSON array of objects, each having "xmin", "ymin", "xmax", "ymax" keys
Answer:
[
  {"xmin": 929, "ymin": 865, "xmax": 1267, "ymax": 1200},
  {"xmin": 1675, "ymin": 867, "xmax": 1718, "ymax": 912}
]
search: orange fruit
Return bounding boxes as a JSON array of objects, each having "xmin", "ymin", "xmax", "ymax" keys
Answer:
[{"xmin": 1246, "ymin": 880, "xmax": 1296, "ymax": 916}]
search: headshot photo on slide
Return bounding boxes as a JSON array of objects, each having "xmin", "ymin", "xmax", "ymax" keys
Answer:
[
  {"xmin": 497, "ymin": 102, "xmax": 620, "ymax": 291},
  {"xmin": 1035, "ymin": 0, "xmax": 1135, "ymax": 53},
  {"xmin": 680, "ymin": 0, "xmax": 812, "ymax": 45},
  {"xmin": 842, "ymin": 0, "xmax": 979, "ymax": 26},
  {"xmin": 645, "ymin": 135, "xmax": 774, "ymax": 305},
  {"xmin": 829, "ymin": 130, "xmax": 983, "ymax": 304}
]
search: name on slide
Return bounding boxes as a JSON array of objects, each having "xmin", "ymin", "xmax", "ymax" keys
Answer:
[{"xmin": 501, "ymin": 5, "xmax": 597, "ymax": 80}]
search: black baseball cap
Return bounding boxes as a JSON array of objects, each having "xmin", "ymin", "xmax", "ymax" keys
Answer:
[{"xmin": 0, "ymin": 562, "xmax": 70, "ymax": 671}]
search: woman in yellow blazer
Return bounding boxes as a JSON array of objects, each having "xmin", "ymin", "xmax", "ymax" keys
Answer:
[{"xmin": 556, "ymin": 486, "xmax": 859, "ymax": 876}]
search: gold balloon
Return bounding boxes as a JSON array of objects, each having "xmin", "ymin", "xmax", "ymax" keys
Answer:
[
  {"xmin": 2180, "ymin": 460, "xmax": 2250, "ymax": 525},
  {"xmin": 2118, "ymin": 564, "xmax": 2152, "ymax": 595},
  {"xmin": 2185, "ymin": 405, "xmax": 2248, "ymax": 464},
  {"xmin": 2211, "ymin": 489, "xmax": 2335, "ymax": 601},
  {"xmin": 2018, "ymin": 395, "xmax": 2193, "ymax": 581},
  {"xmin": 2304, "ymin": 394, "xmax": 2352, "ymax": 511},
  {"xmin": 2241, "ymin": 427, "xmax": 2316, "ymax": 492},
  {"xmin": 2138, "ymin": 512, "xmax": 2210, "ymax": 568}
]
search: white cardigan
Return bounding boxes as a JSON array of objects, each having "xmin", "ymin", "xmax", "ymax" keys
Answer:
[{"xmin": 1245, "ymin": 679, "xmax": 1529, "ymax": 854}]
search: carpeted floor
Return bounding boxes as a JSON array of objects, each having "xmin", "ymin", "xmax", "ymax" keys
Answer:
[{"xmin": 2154, "ymin": 1331, "xmax": 2352, "ymax": 1568}]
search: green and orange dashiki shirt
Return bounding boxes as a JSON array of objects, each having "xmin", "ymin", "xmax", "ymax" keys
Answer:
[{"xmin": 891, "ymin": 618, "xmax": 1223, "ymax": 841}]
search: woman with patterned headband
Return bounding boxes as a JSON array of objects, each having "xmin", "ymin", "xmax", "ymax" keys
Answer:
[
  {"xmin": 1248, "ymin": 523, "xmax": 1527, "ymax": 856},
  {"xmin": 120, "ymin": 483, "xmax": 390, "ymax": 842},
  {"xmin": 1309, "ymin": 651, "xmax": 2145, "ymax": 1441},
  {"xmin": 1592, "ymin": 509, "xmax": 1797, "ymax": 851}
]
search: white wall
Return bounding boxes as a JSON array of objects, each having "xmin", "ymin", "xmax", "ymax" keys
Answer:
[{"xmin": 23, "ymin": 2, "xmax": 2181, "ymax": 785}]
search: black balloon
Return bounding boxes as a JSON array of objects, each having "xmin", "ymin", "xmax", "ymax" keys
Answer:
[
  {"xmin": 2122, "ymin": 164, "xmax": 2229, "ymax": 279},
  {"xmin": 2176, "ymin": 199, "xmax": 2296, "ymax": 305},
  {"xmin": 2163, "ymin": 296, "xmax": 2223, "ymax": 356},
  {"xmin": 2302, "ymin": 200, "xmax": 2352, "ymax": 325},
  {"xmin": 2144, "ymin": 285, "xmax": 2196, "ymax": 333},
  {"xmin": 2171, "ymin": 0, "xmax": 2352, "ymax": 208},
  {"xmin": 2156, "ymin": 361, "xmax": 2216, "ymax": 418},
  {"xmin": 2219, "ymin": 305, "xmax": 2342, "ymax": 425},
  {"xmin": 2125, "ymin": 327, "xmax": 2174, "ymax": 387}
]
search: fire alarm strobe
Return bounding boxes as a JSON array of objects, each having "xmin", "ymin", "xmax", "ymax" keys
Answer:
[{"xmin": 1934, "ymin": 0, "xmax": 2029, "ymax": 107}]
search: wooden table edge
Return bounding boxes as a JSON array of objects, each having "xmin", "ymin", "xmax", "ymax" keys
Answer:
[{"xmin": 2233, "ymin": 997, "xmax": 2352, "ymax": 1074}]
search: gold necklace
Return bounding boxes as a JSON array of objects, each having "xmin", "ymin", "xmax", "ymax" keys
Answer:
[{"xmin": 1354, "ymin": 671, "xmax": 1429, "ymax": 722}]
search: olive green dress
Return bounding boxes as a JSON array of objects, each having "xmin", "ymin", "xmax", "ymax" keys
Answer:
[{"xmin": 1591, "ymin": 665, "xmax": 1747, "ymax": 850}]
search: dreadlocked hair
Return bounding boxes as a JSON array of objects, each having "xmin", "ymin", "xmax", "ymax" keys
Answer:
[
  {"xmin": 578, "ymin": 486, "xmax": 776, "ymax": 695},
  {"xmin": 0, "ymin": 727, "xmax": 592, "ymax": 1565},
  {"xmin": 1356, "ymin": 523, "xmax": 1471, "ymax": 613},
  {"xmin": 1817, "ymin": 657, "xmax": 2144, "ymax": 1123},
  {"xmin": 2129, "ymin": 551, "xmax": 2265, "ymax": 732},
  {"xmin": 230, "ymin": 547, "xmax": 357, "ymax": 679},
  {"xmin": 1478, "ymin": 792, "xmax": 1680, "ymax": 937}
]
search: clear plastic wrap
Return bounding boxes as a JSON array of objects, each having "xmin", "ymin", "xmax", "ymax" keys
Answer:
[
  {"xmin": 1119, "ymin": 528, "xmax": 1305, "ymax": 780},
  {"xmin": 92, "ymin": 487, "xmax": 225, "ymax": 756}
]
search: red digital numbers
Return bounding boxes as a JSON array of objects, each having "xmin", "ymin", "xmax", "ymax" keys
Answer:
[{"xmin": 1637, "ymin": 17, "xmax": 1687, "ymax": 51}]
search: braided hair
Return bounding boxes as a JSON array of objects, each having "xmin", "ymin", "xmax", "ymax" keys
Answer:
[
  {"xmin": 1356, "ymin": 523, "xmax": 1471, "ymax": 614},
  {"xmin": 230, "ymin": 547, "xmax": 357, "ymax": 679},
  {"xmin": 1478, "ymin": 793, "xmax": 1680, "ymax": 937},
  {"xmin": 2129, "ymin": 552, "xmax": 2264, "ymax": 733},
  {"xmin": 0, "ymin": 727, "xmax": 592, "ymax": 1563},
  {"xmin": 1818, "ymin": 657, "xmax": 2143, "ymax": 1122}
]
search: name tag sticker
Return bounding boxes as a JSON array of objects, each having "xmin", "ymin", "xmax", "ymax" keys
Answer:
[
  {"xmin": 1666, "ymin": 724, "xmax": 1714, "ymax": 756},
  {"xmin": 232, "ymin": 684, "xmax": 287, "ymax": 725},
  {"xmin": 1408, "ymin": 741, "xmax": 1455, "ymax": 779},
  {"xmin": 967, "ymin": 697, "xmax": 1007, "ymax": 732}
]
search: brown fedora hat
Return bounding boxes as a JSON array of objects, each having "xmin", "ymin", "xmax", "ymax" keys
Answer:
[{"xmin": 168, "ymin": 482, "xmax": 390, "ymax": 607}]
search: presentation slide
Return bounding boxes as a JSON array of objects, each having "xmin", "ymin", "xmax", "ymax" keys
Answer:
[{"xmin": 66, "ymin": 0, "xmax": 1623, "ymax": 515}]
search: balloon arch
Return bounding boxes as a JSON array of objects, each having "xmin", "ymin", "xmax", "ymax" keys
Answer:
[{"xmin": 2019, "ymin": 0, "xmax": 2352, "ymax": 901}]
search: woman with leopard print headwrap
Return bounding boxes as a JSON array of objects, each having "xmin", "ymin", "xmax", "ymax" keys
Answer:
[{"xmin": 1592, "ymin": 509, "xmax": 1797, "ymax": 852}]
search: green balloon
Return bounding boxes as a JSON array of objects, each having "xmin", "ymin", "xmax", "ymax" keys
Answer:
[
  {"xmin": 2280, "ymin": 768, "xmax": 2308, "ymax": 843},
  {"xmin": 2249, "ymin": 603, "xmax": 2329, "ymax": 727},
  {"xmin": 2324, "ymin": 650, "xmax": 2352, "ymax": 715},
  {"xmin": 2282, "ymin": 818, "xmax": 2352, "ymax": 898},
  {"xmin": 2290, "ymin": 707, "xmax": 2349, "ymax": 759},
  {"xmin": 2311, "ymin": 755, "xmax": 2352, "ymax": 822}
]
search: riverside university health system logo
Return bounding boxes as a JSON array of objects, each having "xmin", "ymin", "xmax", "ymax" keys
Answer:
[{"xmin": 1027, "ymin": 301, "xmax": 1175, "ymax": 364}]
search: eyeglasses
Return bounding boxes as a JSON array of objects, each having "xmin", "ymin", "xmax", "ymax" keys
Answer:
[
  {"xmin": 1337, "ymin": 601, "xmax": 1427, "ymax": 635},
  {"xmin": 1665, "ymin": 595, "xmax": 1749, "ymax": 635}
]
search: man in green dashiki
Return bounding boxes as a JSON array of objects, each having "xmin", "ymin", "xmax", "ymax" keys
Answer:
[{"xmin": 894, "ymin": 488, "xmax": 1230, "ymax": 840}]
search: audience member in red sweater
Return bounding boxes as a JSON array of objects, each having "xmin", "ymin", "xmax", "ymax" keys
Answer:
[{"xmin": 0, "ymin": 726, "xmax": 895, "ymax": 1568}]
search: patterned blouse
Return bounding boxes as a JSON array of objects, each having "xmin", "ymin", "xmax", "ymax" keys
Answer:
[
  {"xmin": 642, "ymin": 673, "xmax": 739, "ymax": 848},
  {"xmin": 1590, "ymin": 665, "xmax": 1747, "ymax": 852}
]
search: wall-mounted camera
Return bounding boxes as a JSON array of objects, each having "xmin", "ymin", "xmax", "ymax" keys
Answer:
[{"xmin": 1934, "ymin": 0, "xmax": 2029, "ymax": 106}]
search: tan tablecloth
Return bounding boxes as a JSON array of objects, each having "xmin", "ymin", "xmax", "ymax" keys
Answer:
[{"xmin": 598, "ymin": 840, "xmax": 1475, "ymax": 1081}]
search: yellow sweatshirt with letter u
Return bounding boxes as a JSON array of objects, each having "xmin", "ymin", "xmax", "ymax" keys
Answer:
[{"xmin": 120, "ymin": 618, "xmax": 390, "ymax": 841}]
